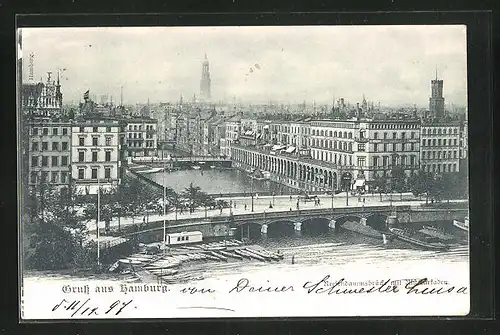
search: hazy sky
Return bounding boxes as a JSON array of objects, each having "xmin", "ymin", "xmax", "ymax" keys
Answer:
[{"xmin": 20, "ymin": 25, "xmax": 467, "ymax": 107}]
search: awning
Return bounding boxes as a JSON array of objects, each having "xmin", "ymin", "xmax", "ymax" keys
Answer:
[
  {"xmin": 263, "ymin": 125, "xmax": 269, "ymax": 129},
  {"xmin": 285, "ymin": 146, "xmax": 296, "ymax": 153},
  {"xmin": 354, "ymin": 179, "xmax": 366, "ymax": 188}
]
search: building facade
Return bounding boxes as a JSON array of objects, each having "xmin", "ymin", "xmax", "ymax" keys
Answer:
[
  {"xmin": 28, "ymin": 121, "xmax": 72, "ymax": 187},
  {"xmin": 125, "ymin": 117, "xmax": 158, "ymax": 157},
  {"xmin": 420, "ymin": 121, "xmax": 461, "ymax": 173},
  {"xmin": 71, "ymin": 118, "xmax": 126, "ymax": 194}
]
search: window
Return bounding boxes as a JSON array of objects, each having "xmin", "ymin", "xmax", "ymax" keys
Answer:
[
  {"xmin": 52, "ymin": 142, "xmax": 59, "ymax": 151},
  {"xmin": 374, "ymin": 143, "xmax": 378, "ymax": 152},
  {"xmin": 454, "ymin": 139, "xmax": 457, "ymax": 146},
  {"xmin": 41, "ymin": 156, "xmax": 48, "ymax": 167},
  {"xmin": 93, "ymin": 127, "xmax": 98, "ymax": 132},
  {"xmin": 91, "ymin": 168, "xmax": 98, "ymax": 179},
  {"xmin": 92, "ymin": 137, "xmax": 98, "ymax": 146},
  {"xmin": 374, "ymin": 132, "xmax": 378, "ymax": 139},
  {"xmin": 62, "ymin": 128, "xmax": 68, "ymax": 135},
  {"xmin": 92, "ymin": 152, "xmax": 98, "ymax": 162},
  {"xmin": 438, "ymin": 139, "xmax": 442, "ymax": 146},
  {"xmin": 105, "ymin": 167, "xmax": 111, "ymax": 179},
  {"xmin": 383, "ymin": 144, "xmax": 387, "ymax": 152},
  {"xmin": 454, "ymin": 129, "xmax": 458, "ymax": 134},
  {"xmin": 357, "ymin": 157, "xmax": 366, "ymax": 167},
  {"xmin": 401, "ymin": 132, "xmax": 406, "ymax": 140},
  {"xmin": 51, "ymin": 172, "xmax": 58, "ymax": 183},
  {"xmin": 410, "ymin": 155, "xmax": 415, "ymax": 166},
  {"xmin": 358, "ymin": 143, "xmax": 365, "ymax": 151},
  {"xmin": 43, "ymin": 128, "xmax": 49, "ymax": 135},
  {"xmin": 78, "ymin": 151, "xmax": 85, "ymax": 162},
  {"xmin": 32, "ymin": 128, "xmax": 38, "ymax": 135},
  {"xmin": 454, "ymin": 151, "xmax": 457, "ymax": 158},
  {"xmin": 129, "ymin": 125, "xmax": 132, "ymax": 131},
  {"xmin": 61, "ymin": 172, "xmax": 67, "ymax": 183},
  {"xmin": 42, "ymin": 142, "xmax": 48, "ymax": 150},
  {"xmin": 410, "ymin": 143, "xmax": 415, "ymax": 151},
  {"xmin": 105, "ymin": 137, "xmax": 112, "ymax": 146},
  {"xmin": 105, "ymin": 151, "xmax": 111, "ymax": 162},
  {"xmin": 31, "ymin": 156, "xmax": 38, "ymax": 167},
  {"xmin": 106, "ymin": 127, "xmax": 111, "ymax": 132},
  {"xmin": 348, "ymin": 133, "xmax": 352, "ymax": 139},
  {"xmin": 432, "ymin": 139, "xmax": 436, "ymax": 146},
  {"xmin": 61, "ymin": 156, "xmax": 68, "ymax": 166},
  {"xmin": 32, "ymin": 142, "xmax": 39, "ymax": 151},
  {"xmin": 51, "ymin": 156, "xmax": 58, "ymax": 167},
  {"xmin": 79, "ymin": 137, "xmax": 85, "ymax": 146},
  {"xmin": 78, "ymin": 168, "xmax": 85, "ymax": 179},
  {"xmin": 79, "ymin": 126, "xmax": 85, "ymax": 132},
  {"xmin": 30, "ymin": 172, "xmax": 37, "ymax": 184},
  {"xmin": 443, "ymin": 139, "xmax": 447, "ymax": 146},
  {"xmin": 383, "ymin": 132, "xmax": 387, "ymax": 139},
  {"xmin": 62, "ymin": 142, "xmax": 68, "ymax": 150},
  {"xmin": 52, "ymin": 128, "xmax": 58, "ymax": 136},
  {"xmin": 41, "ymin": 172, "xmax": 48, "ymax": 182},
  {"xmin": 373, "ymin": 156, "xmax": 379, "ymax": 167},
  {"xmin": 410, "ymin": 132, "xmax": 415, "ymax": 139},
  {"xmin": 392, "ymin": 132, "xmax": 397, "ymax": 139}
]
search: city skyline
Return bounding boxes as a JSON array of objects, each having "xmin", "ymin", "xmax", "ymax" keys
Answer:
[{"xmin": 20, "ymin": 25, "xmax": 467, "ymax": 107}]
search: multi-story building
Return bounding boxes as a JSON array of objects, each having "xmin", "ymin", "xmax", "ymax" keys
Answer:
[
  {"xmin": 22, "ymin": 72, "xmax": 63, "ymax": 120},
  {"xmin": 71, "ymin": 117, "xmax": 127, "ymax": 194},
  {"xmin": 28, "ymin": 121, "xmax": 72, "ymax": 188},
  {"xmin": 460, "ymin": 113, "xmax": 468, "ymax": 160},
  {"xmin": 125, "ymin": 117, "xmax": 158, "ymax": 157},
  {"xmin": 223, "ymin": 115, "xmax": 241, "ymax": 158},
  {"xmin": 420, "ymin": 121, "xmax": 461, "ymax": 173},
  {"xmin": 231, "ymin": 116, "xmax": 420, "ymax": 192}
]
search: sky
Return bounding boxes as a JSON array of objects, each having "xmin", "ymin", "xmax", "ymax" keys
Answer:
[{"xmin": 20, "ymin": 25, "xmax": 467, "ymax": 107}]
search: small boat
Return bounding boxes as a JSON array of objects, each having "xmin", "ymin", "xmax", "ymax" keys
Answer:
[
  {"xmin": 119, "ymin": 259, "xmax": 143, "ymax": 266},
  {"xmin": 192, "ymin": 165, "xmax": 201, "ymax": 170},
  {"xmin": 453, "ymin": 217, "xmax": 469, "ymax": 232},
  {"xmin": 219, "ymin": 250, "xmax": 243, "ymax": 260},
  {"xmin": 389, "ymin": 227, "xmax": 449, "ymax": 251},
  {"xmin": 233, "ymin": 249, "xmax": 252, "ymax": 259},
  {"xmin": 210, "ymin": 165, "xmax": 216, "ymax": 169},
  {"xmin": 419, "ymin": 226, "xmax": 456, "ymax": 241},
  {"xmin": 342, "ymin": 221, "xmax": 392, "ymax": 240}
]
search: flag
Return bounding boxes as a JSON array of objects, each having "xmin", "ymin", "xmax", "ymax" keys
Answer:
[
  {"xmin": 84, "ymin": 90, "xmax": 89, "ymax": 100},
  {"xmin": 255, "ymin": 63, "xmax": 260, "ymax": 69}
]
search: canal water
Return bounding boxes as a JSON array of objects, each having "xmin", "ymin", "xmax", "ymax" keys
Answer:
[
  {"xmin": 178, "ymin": 220, "xmax": 468, "ymax": 283},
  {"xmin": 147, "ymin": 168, "xmax": 296, "ymax": 195}
]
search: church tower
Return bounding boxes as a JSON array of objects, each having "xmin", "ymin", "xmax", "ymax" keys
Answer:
[{"xmin": 200, "ymin": 53, "xmax": 211, "ymax": 101}]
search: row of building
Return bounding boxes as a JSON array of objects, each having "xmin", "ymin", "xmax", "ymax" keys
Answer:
[{"xmin": 21, "ymin": 73, "xmax": 158, "ymax": 194}]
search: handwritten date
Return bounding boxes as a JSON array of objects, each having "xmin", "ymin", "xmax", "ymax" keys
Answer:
[{"xmin": 52, "ymin": 298, "xmax": 133, "ymax": 317}]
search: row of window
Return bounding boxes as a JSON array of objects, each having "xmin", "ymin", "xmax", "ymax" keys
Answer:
[
  {"xmin": 31, "ymin": 155, "xmax": 69, "ymax": 167},
  {"xmin": 127, "ymin": 141, "xmax": 156, "ymax": 148},
  {"xmin": 422, "ymin": 163, "xmax": 457, "ymax": 173},
  {"xmin": 422, "ymin": 150, "xmax": 458, "ymax": 160},
  {"xmin": 77, "ymin": 126, "xmax": 114, "ymax": 133},
  {"xmin": 374, "ymin": 143, "xmax": 417, "ymax": 152},
  {"xmin": 77, "ymin": 167, "xmax": 113, "ymax": 180},
  {"xmin": 78, "ymin": 136, "xmax": 117, "ymax": 146},
  {"xmin": 30, "ymin": 171, "xmax": 69, "ymax": 184},
  {"xmin": 176, "ymin": 236, "xmax": 190, "ymax": 242},
  {"xmin": 372, "ymin": 155, "xmax": 417, "ymax": 167},
  {"xmin": 421, "ymin": 138, "xmax": 458, "ymax": 147},
  {"xmin": 77, "ymin": 151, "xmax": 113, "ymax": 163},
  {"xmin": 312, "ymin": 129, "xmax": 354, "ymax": 138},
  {"xmin": 32, "ymin": 141, "xmax": 69, "ymax": 152},
  {"xmin": 128, "ymin": 124, "xmax": 156, "ymax": 131},
  {"xmin": 312, "ymin": 150, "xmax": 353, "ymax": 166},
  {"xmin": 422, "ymin": 127, "xmax": 459, "ymax": 135},
  {"xmin": 373, "ymin": 131, "xmax": 417, "ymax": 140},
  {"xmin": 127, "ymin": 132, "xmax": 155, "ymax": 139},
  {"xmin": 368, "ymin": 123, "xmax": 419, "ymax": 130},
  {"xmin": 311, "ymin": 139, "xmax": 353, "ymax": 152},
  {"xmin": 31, "ymin": 127, "xmax": 69, "ymax": 136}
]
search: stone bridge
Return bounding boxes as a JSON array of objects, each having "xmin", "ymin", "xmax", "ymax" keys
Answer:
[{"xmin": 121, "ymin": 204, "xmax": 468, "ymax": 243}]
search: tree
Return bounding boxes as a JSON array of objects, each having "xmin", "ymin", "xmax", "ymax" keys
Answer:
[
  {"xmin": 390, "ymin": 165, "xmax": 407, "ymax": 200},
  {"xmin": 23, "ymin": 181, "xmax": 93, "ymax": 271},
  {"xmin": 372, "ymin": 173, "xmax": 386, "ymax": 201}
]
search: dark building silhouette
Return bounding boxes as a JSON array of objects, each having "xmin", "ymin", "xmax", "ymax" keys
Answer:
[{"xmin": 429, "ymin": 72, "xmax": 445, "ymax": 118}]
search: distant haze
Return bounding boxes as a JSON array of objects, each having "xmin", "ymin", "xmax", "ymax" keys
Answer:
[{"xmin": 20, "ymin": 25, "xmax": 467, "ymax": 107}]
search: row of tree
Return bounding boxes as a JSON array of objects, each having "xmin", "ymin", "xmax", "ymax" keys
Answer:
[
  {"xmin": 370, "ymin": 166, "xmax": 468, "ymax": 203},
  {"xmin": 23, "ymin": 175, "xmax": 216, "ymax": 271}
]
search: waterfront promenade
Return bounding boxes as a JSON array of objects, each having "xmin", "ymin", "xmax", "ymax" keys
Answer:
[{"xmin": 86, "ymin": 192, "xmax": 465, "ymax": 233}]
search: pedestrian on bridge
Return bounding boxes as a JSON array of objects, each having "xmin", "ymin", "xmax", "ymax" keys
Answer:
[{"xmin": 244, "ymin": 204, "xmax": 247, "ymax": 210}]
